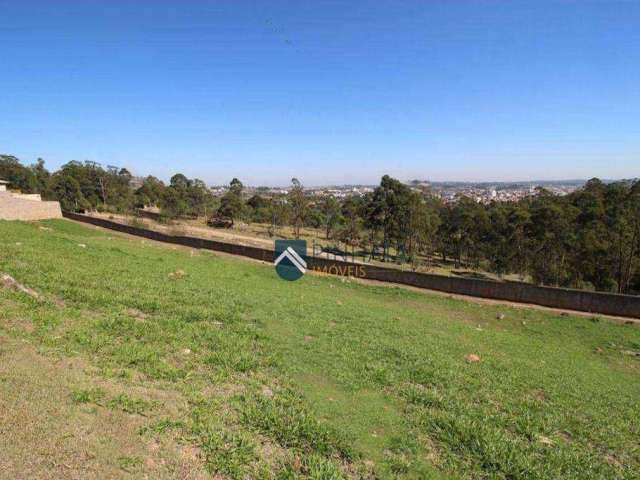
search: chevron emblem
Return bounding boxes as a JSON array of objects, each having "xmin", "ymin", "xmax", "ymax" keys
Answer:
[
  {"xmin": 274, "ymin": 240, "xmax": 307, "ymax": 281},
  {"xmin": 274, "ymin": 246, "xmax": 307, "ymax": 273}
]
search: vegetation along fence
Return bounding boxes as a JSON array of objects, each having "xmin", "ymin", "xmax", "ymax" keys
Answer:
[{"xmin": 62, "ymin": 211, "xmax": 640, "ymax": 319}]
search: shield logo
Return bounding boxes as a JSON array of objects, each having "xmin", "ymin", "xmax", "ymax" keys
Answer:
[{"xmin": 274, "ymin": 240, "xmax": 307, "ymax": 281}]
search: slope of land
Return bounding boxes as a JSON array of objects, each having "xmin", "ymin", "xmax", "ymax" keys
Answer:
[{"xmin": 0, "ymin": 219, "xmax": 639, "ymax": 479}]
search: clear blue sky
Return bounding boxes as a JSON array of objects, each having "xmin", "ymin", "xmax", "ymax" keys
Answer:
[{"xmin": 1, "ymin": 1, "xmax": 638, "ymax": 186}]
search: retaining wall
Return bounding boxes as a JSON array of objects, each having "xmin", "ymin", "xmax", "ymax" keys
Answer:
[
  {"xmin": 61, "ymin": 211, "xmax": 640, "ymax": 318},
  {"xmin": 0, "ymin": 192, "xmax": 62, "ymax": 221}
]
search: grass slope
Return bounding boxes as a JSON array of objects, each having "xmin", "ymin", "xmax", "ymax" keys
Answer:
[{"xmin": 1, "ymin": 219, "xmax": 639, "ymax": 479}]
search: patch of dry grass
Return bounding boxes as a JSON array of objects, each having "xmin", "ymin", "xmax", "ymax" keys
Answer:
[{"xmin": 0, "ymin": 336, "xmax": 208, "ymax": 479}]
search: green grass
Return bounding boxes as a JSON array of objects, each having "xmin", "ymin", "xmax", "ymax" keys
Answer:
[{"xmin": 1, "ymin": 219, "xmax": 639, "ymax": 479}]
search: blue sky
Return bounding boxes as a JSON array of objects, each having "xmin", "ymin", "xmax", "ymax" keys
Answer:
[{"xmin": 1, "ymin": 1, "xmax": 638, "ymax": 186}]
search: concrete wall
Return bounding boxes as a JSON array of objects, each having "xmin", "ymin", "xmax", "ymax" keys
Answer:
[
  {"xmin": 0, "ymin": 192, "xmax": 62, "ymax": 220},
  {"xmin": 11, "ymin": 193, "xmax": 42, "ymax": 202},
  {"xmin": 62, "ymin": 211, "xmax": 640, "ymax": 319}
]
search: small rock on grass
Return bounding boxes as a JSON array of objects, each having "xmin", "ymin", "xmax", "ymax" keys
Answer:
[
  {"xmin": 125, "ymin": 308, "xmax": 148, "ymax": 321},
  {"xmin": 537, "ymin": 435, "xmax": 554, "ymax": 446},
  {"xmin": 168, "ymin": 269, "xmax": 186, "ymax": 279},
  {"xmin": 1, "ymin": 273, "xmax": 41, "ymax": 300},
  {"xmin": 465, "ymin": 354, "xmax": 481, "ymax": 363}
]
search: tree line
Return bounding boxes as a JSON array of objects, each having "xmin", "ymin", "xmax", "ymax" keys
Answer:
[{"xmin": 2, "ymin": 154, "xmax": 639, "ymax": 294}]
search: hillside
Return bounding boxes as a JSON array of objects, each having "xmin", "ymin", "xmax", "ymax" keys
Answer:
[{"xmin": 1, "ymin": 219, "xmax": 639, "ymax": 479}]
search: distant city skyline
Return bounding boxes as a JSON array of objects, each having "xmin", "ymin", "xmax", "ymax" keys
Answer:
[
  {"xmin": 1, "ymin": 153, "xmax": 636, "ymax": 189},
  {"xmin": 1, "ymin": 1, "xmax": 638, "ymax": 185}
]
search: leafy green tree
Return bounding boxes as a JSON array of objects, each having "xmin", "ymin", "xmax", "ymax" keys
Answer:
[
  {"xmin": 320, "ymin": 195, "xmax": 342, "ymax": 239},
  {"xmin": 216, "ymin": 178, "xmax": 245, "ymax": 225},
  {"xmin": 569, "ymin": 179, "xmax": 610, "ymax": 289},
  {"xmin": 405, "ymin": 192, "xmax": 441, "ymax": 267},
  {"xmin": 527, "ymin": 189, "xmax": 578, "ymax": 286},
  {"xmin": 0, "ymin": 154, "xmax": 39, "ymax": 192},
  {"xmin": 267, "ymin": 196, "xmax": 289, "ymax": 237},
  {"xmin": 339, "ymin": 196, "xmax": 362, "ymax": 261},
  {"xmin": 170, "ymin": 173, "xmax": 190, "ymax": 190},
  {"xmin": 49, "ymin": 174, "xmax": 88, "ymax": 211},
  {"xmin": 135, "ymin": 176, "xmax": 166, "ymax": 207},
  {"xmin": 599, "ymin": 180, "xmax": 640, "ymax": 293},
  {"xmin": 506, "ymin": 204, "xmax": 531, "ymax": 278},
  {"xmin": 159, "ymin": 186, "xmax": 188, "ymax": 219},
  {"xmin": 31, "ymin": 158, "xmax": 51, "ymax": 193},
  {"xmin": 364, "ymin": 175, "xmax": 412, "ymax": 261},
  {"xmin": 288, "ymin": 178, "xmax": 308, "ymax": 239},
  {"xmin": 229, "ymin": 178, "xmax": 243, "ymax": 195},
  {"xmin": 247, "ymin": 194, "xmax": 271, "ymax": 223}
]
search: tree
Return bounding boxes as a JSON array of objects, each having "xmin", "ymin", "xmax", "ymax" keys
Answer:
[
  {"xmin": 216, "ymin": 178, "xmax": 244, "ymax": 225},
  {"xmin": 404, "ymin": 192, "xmax": 441, "ymax": 268},
  {"xmin": 320, "ymin": 195, "xmax": 342, "ymax": 239},
  {"xmin": 186, "ymin": 179, "xmax": 212, "ymax": 217},
  {"xmin": 135, "ymin": 176, "xmax": 166, "ymax": 207},
  {"xmin": 247, "ymin": 194, "xmax": 271, "ymax": 223},
  {"xmin": 288, "ymin": 178, "xmax": 308, "ymax": 239},
  {"xmin": 159, "ymin": 186, "xmax": 188, "ymax": 219},
  {"xmin": 506, "ymin": 204, "xmax": 531, "ymax": 278},
  {"xmin": 527, "ymin": 189, "xmax": 578, "ymax": 287},
  {"xmin": 267, "ymin": 196, "xmax": 288, "ymax": 237},
  {"xmin": 601, "ymin": 180, "xmax": 640, "ymax": 293},
  {"xmin": 229, "ymin": 178, "xmax": 243, "ymax": 196},
  {"xmin": 0, "ymin": 154, "xmax": 39, "ymax": 192},
  {"xmin": 170, "ymin": 173, "xmax": 190, "ymax": 190},
  {"xmin": 569, "ymin": 178, "xmax": 610, "ymax": 290},
  {"xmin": 49, "ymin": 174, "xmax": 88, "ymax": 212},
  {"xmin": 339, "ymin": 196, "xmax": 362, "ymax": 261},
  {"xmin": 364, "ymin": 175, "xmax": 412, "ymax": 262},
  {"xmin": 31, "ymin": 158, "xmax": 51, "ymax": 193}
]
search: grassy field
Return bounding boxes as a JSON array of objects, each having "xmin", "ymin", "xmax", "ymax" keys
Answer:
[{"xmin": 1, "ymin": 219, "xmax": 639, "ymax": 479}]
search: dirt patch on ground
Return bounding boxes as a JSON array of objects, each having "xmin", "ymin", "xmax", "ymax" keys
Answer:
[
  {"xmin": 0, "ymin": 337, "xmax": 208, "ymax": 479},
  {"xmin": 91, "ymin": 212, "xmax": 275, "ymax": 249}
]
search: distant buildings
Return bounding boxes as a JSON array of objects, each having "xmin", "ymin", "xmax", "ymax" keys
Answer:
[
  {"xmin": 206, "ymin": 180, "xmax": 582, "ymax": 203},
  {"xmin": 430, "ymin": 182, "xmax": 581, "ymax": 204},
  {"xmin": 307, "ymin": 186, "xmax": 374, "ymax": 198},
  {"xmin": 209, "ymin": 184, "xmax": 375, "ymax": 199}
]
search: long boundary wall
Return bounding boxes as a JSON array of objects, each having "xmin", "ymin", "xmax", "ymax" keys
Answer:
[{"xmin": 61, "ymin": 211, "xmax": 640, "ymax": 319}]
